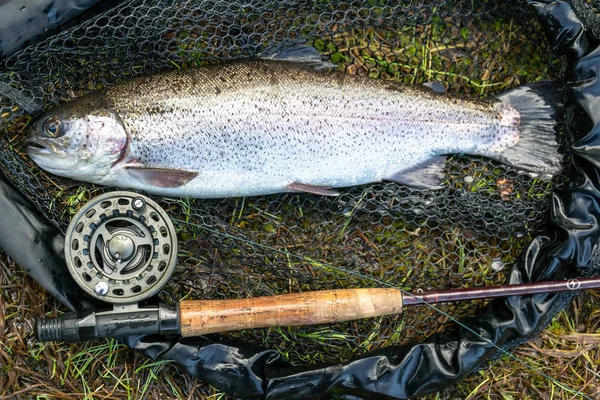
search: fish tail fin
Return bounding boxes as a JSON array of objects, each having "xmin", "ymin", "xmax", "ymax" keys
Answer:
[{"xmin": 492, "ymin": 81, "xmax": 563, "ymax": 179}]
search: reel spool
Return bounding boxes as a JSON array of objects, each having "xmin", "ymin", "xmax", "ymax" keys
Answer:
[{"xmin": 64, "ymin": 191, "xmax": 178, "ymax": 304}]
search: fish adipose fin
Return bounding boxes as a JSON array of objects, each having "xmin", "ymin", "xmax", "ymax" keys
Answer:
[
  {"xmin": 286, "ymin": 182, "xmax": 340, "ymax": 196},
  {"xmin": 125, "ymin": 166, "xmax": 198, "ymax": 188},
  {"xmin": 493, "ymin": 81, "xmax": 563, "ymax": 179},
  {"xmin": 385, "ymin": 156, "xmax": 447, "ymax": 190}
]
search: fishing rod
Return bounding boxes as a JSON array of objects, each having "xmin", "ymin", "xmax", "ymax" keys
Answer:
[
  {"xmin": 36, "ymin": 275, "xmax": 600, "ymax": 341},
  {"xmin": 35, "ymin": 191, "xmax": 599, "ymax": 342}
]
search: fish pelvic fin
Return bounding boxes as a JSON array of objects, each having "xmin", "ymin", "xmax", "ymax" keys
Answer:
[
  {"xmin": 492, "ymin": 81, "xmax": 563, "ymax": 180},
  {"xmin": 385, "ymin": 156, "xmax": 447, "ymax": 190},
  {"xmin": 286, "ymin": 182, "xmax": 340, "ymax": 196},
  {"xmin": 125, "ymin": 165, "xmax": 198, "ymax": 188}
]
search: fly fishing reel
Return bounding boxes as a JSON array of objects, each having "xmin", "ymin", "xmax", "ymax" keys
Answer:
[{"xmin": 64, "ymin": 191, "xmax": 178, "ymax": 304}]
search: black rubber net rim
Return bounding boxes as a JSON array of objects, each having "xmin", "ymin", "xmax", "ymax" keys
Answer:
[{"xmin": 1, "ymin": 0, "xmax": 600, "ymax": 398}]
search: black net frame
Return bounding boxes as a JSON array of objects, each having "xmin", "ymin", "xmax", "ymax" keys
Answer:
[{"xmin": 3, "ymin": 0, "xmax": 600, "ymax": 398}]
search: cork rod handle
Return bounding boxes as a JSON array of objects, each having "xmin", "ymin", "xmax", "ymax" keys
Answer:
[{"xmin": 179, "ymin": 288, "xmax": 404, "ymax": 336}]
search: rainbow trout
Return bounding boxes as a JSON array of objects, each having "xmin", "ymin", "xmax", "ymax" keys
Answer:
[{"xmin": 26, "ymin": 48, "xmax": 561, "ymax": 198}]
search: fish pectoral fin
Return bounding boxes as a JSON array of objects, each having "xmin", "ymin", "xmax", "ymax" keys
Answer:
[
  {"xmin": 123, "ymin": 160, "xmax": 145, "ymax": 168},
  {"xmin": 385, "ymin": 156, "xmax": 447, "ymax": 190},
  {"xmin": 286, "ymin": 182, "xmax": 340, "ymax": 196},
  {"xmin": 125, "ymin": 166, "xmax": 198, "ymax": 188}
]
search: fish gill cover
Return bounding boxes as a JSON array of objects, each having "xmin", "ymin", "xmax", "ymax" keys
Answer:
[{"xmin": 0, "ymin": 0, "xmax": 592, "ymax": 398}]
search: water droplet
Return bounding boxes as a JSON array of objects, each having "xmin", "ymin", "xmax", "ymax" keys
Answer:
[
  {"xmin": 491, "ymin": 260, "xmax": 504, "ymax": 271},
  {"xmin": 376, "ymin": 205, "xmax": 388, "ymax": 214},
  {"xmin": 38, "ymin": 258, "xmax": 43, "ymax": 262},
  {"xmin": 20, "ymin": 6, "xmax": 26, "ymax": 11}
]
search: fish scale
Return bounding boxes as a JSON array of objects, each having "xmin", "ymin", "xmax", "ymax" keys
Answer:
[{"xmin": 26, "ymin": 58, "xmax": 561, "ymax": 198}]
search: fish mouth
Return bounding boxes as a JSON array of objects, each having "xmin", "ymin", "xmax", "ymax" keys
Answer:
[{"xmin": 26, "ymin": 137, "xmax": 67, "ymax": 158}]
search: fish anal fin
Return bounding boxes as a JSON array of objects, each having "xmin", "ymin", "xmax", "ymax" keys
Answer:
[
  {"xmin": 422, "ymin": 81, "xmax": 446, "ymax": 93},
  {"xmin": 260, "ymin": 44, "xmax": 335, "ymax": 70},
  {"xmin": 385, "ymin": 156, "xmax": 447, "ymax": 190},
  {"xmin": 125, "ymin": 166, "xmax": 198, "ymax": 188},
  {"xmin": 286, "ymin": 182, "xmax": 340, "ymax": 196}
]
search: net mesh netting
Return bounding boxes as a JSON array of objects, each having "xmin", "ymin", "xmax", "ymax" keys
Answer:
[{"xmin": 0, "ymin": 0, "xmax": 565, "ymax": 366}]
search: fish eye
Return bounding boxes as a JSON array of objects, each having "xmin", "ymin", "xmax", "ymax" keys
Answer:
[{"xmin": 42, "ymin": 117, "xmax": 62, "ymax": 138}]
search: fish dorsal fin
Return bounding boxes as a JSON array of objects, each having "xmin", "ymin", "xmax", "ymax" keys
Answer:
[
  {"xmin": 125, "ymin": 165, "xmax": 198, "ymax": 188},
  {"xmin": 286, "ymin": 182, "xmax": 340, "ymax": 196},
  {"xmin": 385, "ymin": 156, "xmax": 447, "ymax": 190},
  {"xmin": 260, "ymin": 44, "xmax": 335, "ymax": 70}
]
